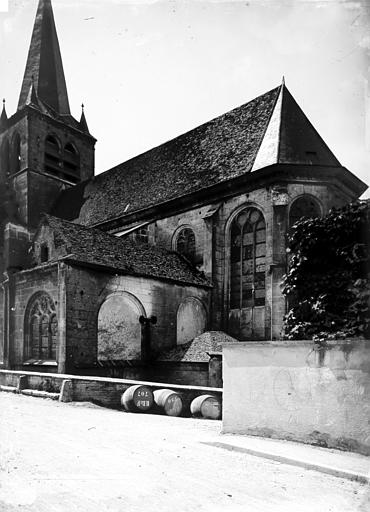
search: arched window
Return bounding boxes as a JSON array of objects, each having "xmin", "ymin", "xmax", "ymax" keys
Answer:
[
  {"xmin": 230, "ymin": 208, "xmax": 266, "ymax": 309},
  {"xmin": 176, "ymin": 228, "xmax": 196, "ymax": 263},
  {"xmin": 40, "ymin": 243, "xmax": 49, "ymax": 263},
  {"xmin": 44, "ymin": 137, "xmax": 80, "ymax": 183},
  {"xmin": 11, "ymin": 133, "xmax": 21, "ymax": 174},
  {"xmin": 44, "ymin": 135, "xmax": 62, "ymax": 176},
  {"xmin": 25, "ymin": 293, "xmax": 57, "ymax": 361},
  {"xmin": 1, "ymin": 138, "xmax": 10, "ymax": 176},
  {"xmin": 63, "ymin": 143, "xmax": 80, "ymax": 183},
  {"xmin": 289, "ymin": 195, "xmax": 321, "ymax": 227}
]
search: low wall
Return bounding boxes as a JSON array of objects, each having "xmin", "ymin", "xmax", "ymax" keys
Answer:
[
  {"xmin": 222, "ymin": 339, "xmax": 370, "ymax": 456},
  {"xmin": 0, "ymin": 370, "xmax": 222, "ymax": 413},
  {"xmin": 16, "ymin": 361, "xmax": 212, "ymax": 388}
]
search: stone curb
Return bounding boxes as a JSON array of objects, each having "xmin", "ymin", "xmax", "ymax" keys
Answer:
[{"xmin": 202, "ymin": 441, "xmax": 370, "ymax": 484}]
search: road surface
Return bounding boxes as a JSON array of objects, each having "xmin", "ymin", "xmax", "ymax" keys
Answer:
[{"xmin": 0, "ymin": 393, "xmax": 368, "ymax": 512}]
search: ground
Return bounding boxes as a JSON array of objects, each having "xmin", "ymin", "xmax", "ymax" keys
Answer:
[{"xmin": 0, "ymin": 393, "xmax": 368, "ymax": 512}]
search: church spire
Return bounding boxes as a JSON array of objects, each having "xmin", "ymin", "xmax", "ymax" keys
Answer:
[
  {"xmin": 17, "ymin": 0, "xmax": 70, "ymax": 115},
  {"xmin": 79, "ymin": 103, "xmax": 90, "ymax": 134},
  {"xmin": 0, "ymin": 99, "xmax": 8, "ymax": 131}
]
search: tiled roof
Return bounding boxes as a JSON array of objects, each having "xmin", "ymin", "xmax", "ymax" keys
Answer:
[
  {"xmin": 156, "ymin": 331, "xmax": 238, "ymax": 363},
  {"xmin": 52, "ymin": 86, "xmax": 281, "ymax": 226},
  {"xmin": 42, "ymin": 215, "xmax": 210, "ymax": 287}
]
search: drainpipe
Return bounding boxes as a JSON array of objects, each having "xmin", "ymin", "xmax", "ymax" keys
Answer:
[
  {"xmin": 2, "ymin": 273, "xmax": 9, "ymax": 368},
  {"xmin": 57, "ymin": 262, "xmax": 67, "ymax": 374}
]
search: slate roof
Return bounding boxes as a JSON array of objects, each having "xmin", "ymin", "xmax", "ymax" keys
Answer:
[
  {"xmin": 18, "ymin": 0, "xmax": 70, "ymax": 115},
  {"xmin": 156, "ymin": 331, "xmax": 238, "ymax": 363},
  {"xmin": 41, "ymin": 215, "xmax": 210, "ymax": 287},
  {"xmin": 52, "ymin": 86, "xmax": 281, "ymax": 226}
]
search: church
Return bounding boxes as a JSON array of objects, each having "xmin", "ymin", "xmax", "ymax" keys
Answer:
[{"xmin": 0, "ymin": 0, "xmax": 367, "ymax": 381}]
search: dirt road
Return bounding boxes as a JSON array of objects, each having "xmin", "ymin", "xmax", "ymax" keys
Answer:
[{"xmin": 0, "ymin": 393, "xmax": 368, "ymax": 512}]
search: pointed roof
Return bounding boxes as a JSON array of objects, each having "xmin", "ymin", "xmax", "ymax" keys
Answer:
[
  {"xmin": 18, "ymin": 0, "xmax": 70, "ymax": 114},
  {"xmin": 251, "ymin": 81, "xmax": 341, "ymax": 171},
  {"xmin": 79, "ymin": 104, "xmax": 90, "ymax": 134},
  {"xmin": 52, "ymin": 84, "xmax": 366, "ymax": 227},
  {"xmin": 0, "ymin": 99, "xmax": 8, "ymax": 131},
  {"xmin": 25, "ymin": 80, "xmax": 40, "ymax": 108}
]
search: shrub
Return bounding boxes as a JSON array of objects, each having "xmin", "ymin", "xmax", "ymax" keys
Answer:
[{"xmin": 282, "ymin": 200, "xmax": 370, "ymax": 341}]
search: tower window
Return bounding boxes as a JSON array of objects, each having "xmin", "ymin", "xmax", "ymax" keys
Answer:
[
  {"xmin": 230, "ymin": 208, "xmax": 266, "ymax": 309},
  {"xmin": 11, "ymin": 133, "xmax": 21, "ymax": 174},
  {"xmin": 45, "ymin": 135, "xmax": 62, "ymax": 176},
  {"xmin": 1, "ymin": 138, "xmax": 10, "ymax": 176},
  {"xmin": 40, "ymin": 243, "xmax": 49, "ymax": 263},
  {"xmin": 44, "ymin": 136, "xmax": 80, "ymax": 184},
  {"xmin": 63, "ymin": 143, "xmax": 80, "ymax": 183},
  {"xmin": 175, "ymin": 227, "xmax": 196, "ymax": 264}
]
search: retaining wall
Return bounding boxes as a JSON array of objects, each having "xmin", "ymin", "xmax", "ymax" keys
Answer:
[
  {"xmin": 222, "ymin": 339, "xmax": 370, "ymax": 455},
  {"xmin": 0, "ymin": 369, "xmax": 222, "ymax": 412}
]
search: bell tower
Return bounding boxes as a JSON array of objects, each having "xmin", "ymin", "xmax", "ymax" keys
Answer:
[
  {"xmin": 0, "ymin": 0, "xmax": 96, "ymax": 236},
  {"xmin": 0, "ymin": 0, "xmax": 96, "ymax": 279}
]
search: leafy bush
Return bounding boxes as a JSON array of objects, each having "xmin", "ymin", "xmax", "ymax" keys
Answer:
[{"xmin": 282, "ymin": 200, "xmax": 370, "ymax": 341}]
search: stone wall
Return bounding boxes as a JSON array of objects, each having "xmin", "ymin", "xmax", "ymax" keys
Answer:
[
  {"xmin": 222, "ymin": 339, "xmax": 370, "ymax": 455},
  {"xmin": 12, "ymin": 265, "xmax": 60, "ymax": 367},
  {"xmin": 0, "ymin": 369, "xmax": 222, "ymax": 410},
  {"xmin": 151, "ymin": 180, "xmax": 349, "ymax": 341},
  {"xmin": 64, "ymin": 264, "xmax": 210, "ymax": 373}
]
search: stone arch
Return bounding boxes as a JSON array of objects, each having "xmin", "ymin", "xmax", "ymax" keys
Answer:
[
  {"xmin": 24, "ymin": 291, "xmax": 57, "ymax": 361},
  {"xmin": 289, "ymin": 194, "xmax": 322, "ymax": 227},
  {"xmin": 176, "ymin": 297, "xmax": 207, "ymax": 345},
  {"xmin": 97, "ymin": 292, "xmax": 146, "ymax": 361}
]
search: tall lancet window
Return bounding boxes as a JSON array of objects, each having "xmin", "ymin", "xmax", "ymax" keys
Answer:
[
  {"xmin": 11, "ymin": 133, "xmax": 21, "ymax": 174},
  {"xmin": 230, "ymin": 208, "xmax": 266, "ymax": 309},
  {"xmin": 25, "ymin": 293, "xmax": 58, "ymax": 361},
  {"xmin": 44, "ymin": 135, "xmax": 62, "ymax": 176},
  {"xmin": 63, "ymin": 143, "xmax": 80, "ymax": 183}
]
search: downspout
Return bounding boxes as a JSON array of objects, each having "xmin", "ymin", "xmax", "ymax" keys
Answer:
[{"xmin": 57, "ymin": 262, "xmax": 67, "ymax": 374}]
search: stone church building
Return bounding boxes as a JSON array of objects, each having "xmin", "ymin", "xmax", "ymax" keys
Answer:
[{"xmin": 0, "ymin": 0, "xmax": 367, "ymax": 379}]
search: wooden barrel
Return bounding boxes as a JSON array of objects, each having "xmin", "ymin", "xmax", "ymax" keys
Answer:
[
  {"xmin": 153, "ymin": 389, "xmax": 184, "ymax": 417},
  {"xmin": 190, "ymin": 394, "xmax": 221, "ymax": 420},
  {"xmin": 121, "ymin": 385, "xmax": 154, "ymax": 413}
]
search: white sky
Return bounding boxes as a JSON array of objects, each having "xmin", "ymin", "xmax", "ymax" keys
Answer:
[{"xmin": 1, "ymin": 0, "xmax": 369, "ymax": 197}]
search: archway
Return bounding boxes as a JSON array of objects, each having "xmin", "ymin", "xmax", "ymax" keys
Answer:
[
  {"xmin": 97, "ymin": 292, "xmax": 145, "ymax": 361},
  {"xmin": 176, "ymin": 297, "xmax": 207, "ymax": 345}
]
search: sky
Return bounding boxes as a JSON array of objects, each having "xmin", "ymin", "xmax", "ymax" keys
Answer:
[{"xmin": 0, "ymin": 0, "xmax": 369, "ymax": 197}]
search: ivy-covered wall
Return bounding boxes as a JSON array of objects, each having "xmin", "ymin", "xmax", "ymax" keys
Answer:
[{"xmin": 283, "ymin": 200, "xmax": 370, "ymax": 341}]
